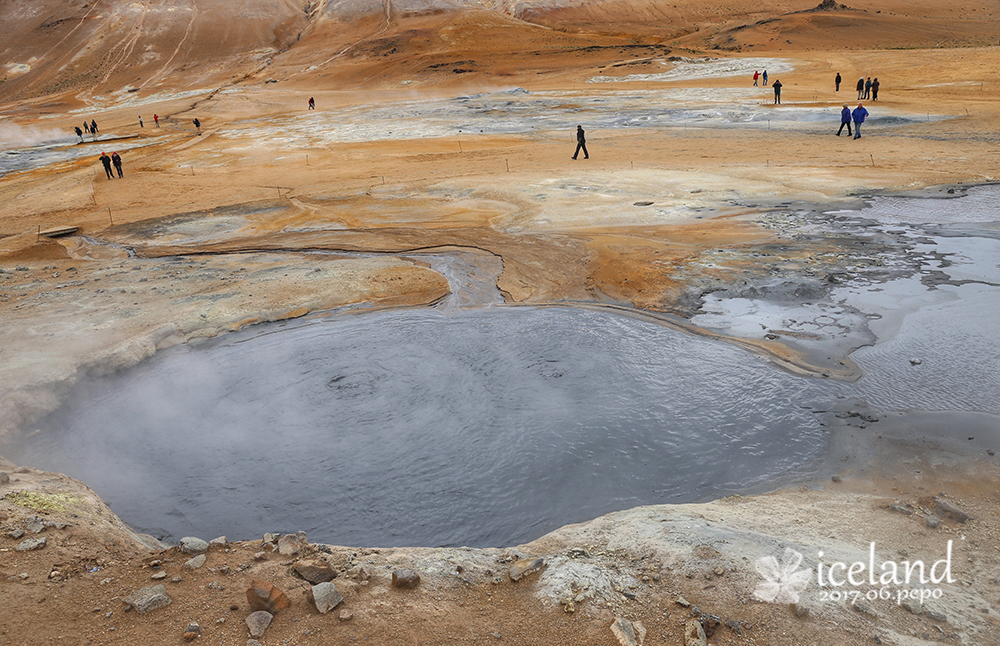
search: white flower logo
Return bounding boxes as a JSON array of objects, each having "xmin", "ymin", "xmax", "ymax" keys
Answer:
[{"xmin": 754, "ymin": 547, "xmax": 811, "ymax": 603}]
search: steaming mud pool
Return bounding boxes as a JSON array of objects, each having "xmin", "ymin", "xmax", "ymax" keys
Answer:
[{"xmin": 7, "ymin": 186, "xmax": 1000, "ymax": 548}]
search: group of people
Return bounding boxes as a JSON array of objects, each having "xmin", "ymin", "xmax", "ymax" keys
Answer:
[
  {"xmin": 837, "ymin": 73, "xmax": 880, "ymax": 100},
  {"xmin": 752, "ymin": 70, "xmax": 785, "ymax": 104},
  {"xmin": 74, "ymin": 119, "xmax": 99, "ymax": 142},
  {"xmin": 837, "ymin": 103, "xmax": 869, "ymax": 139},
  {"xmin": 99, "ymin": 152, "xmax": 124, "ymax": 179}
]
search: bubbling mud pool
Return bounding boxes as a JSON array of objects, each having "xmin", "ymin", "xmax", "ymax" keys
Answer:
[{"xmin": 8, "ymin": 306, "xmax": 848, "ymax": 547}]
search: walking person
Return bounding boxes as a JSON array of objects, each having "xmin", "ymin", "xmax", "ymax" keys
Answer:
[
  {"xmin": 836, "ymin": 104, "xmax": 852, "ymax": 137},
  {"xmin": 852, "ymin": 102, "xmax": 869, "ymax": 140},
  {"xmin": 856, "ymin": 77, "xmax": 865, "ymax": 100},
  {"xmin": 835, "ymin": 72, "xmax": 841, "ymax": 91},
  {"xmin": 99, "ymin": 152, "xmax": 114, "ymax": 179},
  {"xmin": 138, "ymin": 115, "xmax": 144, "ymax": 128},
  {"xmin": 871, "ymin": 78, "xmax": 880, "ymax": 101},
  {"xmin": 762, "ymin": 70, "xmax": 768, "ymax": 86},
  {"xmin": 572, "ymin": 125, "xmax": 589, "ymax": 160},
  {"xmin": 772, "ymin": 79, "xmax": 782, "ymax": 104},
  {"xmin": 153, "ymin": 114, "xmax": 159, "ymax": 127},
  {"xmin": 864, "ymin": 77, "xmax": 872, "ymax": 100},
  {"xmin": 308, "ymin": 96, "xmax": 315, "ymax": 110},
  {"xmin": 75, "ymin": 126, "xmax": 84, "ymax": 143},
  {"xmin": 193, "ymin": 118, "xmax": 201, "ymax": 135},
  {"xmin": 90, "ymin": 119, "xmax": 98, "ymax": 134},
  {"xmin": 111, "ymin": 152, "xmax": 123, "ymax": 178},
  {"xmin": 753, "ymin": 71, "xmax": 759, "ymax": 87}
]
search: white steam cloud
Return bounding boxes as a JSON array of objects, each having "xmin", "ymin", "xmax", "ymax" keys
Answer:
[{"xmin": 0, "ymin": 121, "xmax": 73, "ymax": 150}]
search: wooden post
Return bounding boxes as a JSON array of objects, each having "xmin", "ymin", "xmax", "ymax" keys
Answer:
[
  {"xmin": 108, "ymin": 206, "xmax": 113, "ymax": 225},
  {"xmin": 505, "ymin": 159, "xmax": 509, "ymax": 172}
]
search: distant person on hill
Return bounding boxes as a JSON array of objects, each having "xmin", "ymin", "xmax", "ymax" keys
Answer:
[
  {"xmin": 111, "ymin": 152, "xmax": 123, "ymax": 178},
  {"xmin": 308, "ymin": 96, "xmax": 315, "ymax": 110},
  {"xmin": 772, "ymin": 79, "xmax": 782, "ymax": 104},
  {"xmin": 99, "ymin": 152, "xmax": 114, "ymax": 179},
  {"xmin": 852, "ymin": 102, "xmax": 869, "ymax": 140},
  {"xmin": 871, "ymin": 78, "xmax": 880, "ymax": 101},
  {"xmin": 753, "ymin": 71, "xmax": 760, "ymax": 87},
  {"xmin": 572, "ymin": 125, "xmax": 589, "ymax": 160},
  {"xmin": 83, "ymin": 121, "xmax": 90, "ymax": 134},
  {"xmin": 762, "ymin": 70, "xmax": 768, "ymax": 86},
  {"xmin": 138, "ymin": 115, "xmax": 144, "ymax": 128},
  {"xmin": 836, "ymin": 104, "xmax": 852, "ymax": 137},
  {"xmin": 153, "ymin": 114, "xmax": 159, "ymax": 127},
  {"xmin": 864, "ymin": 77, "xmax": 872, "ymax": 100},
  {"xmin": 856, "ymin": 77, "xmax": 864, "ymax": 100},
  {"xmin": 835, "ymin": 72, "xmax": 841, "ymax": 91},
  {"xmin": 91, "ymin": 119, "xmax": 98, "ymax": 134},
  {"xmin": 193, "ymin": 118, "xmax": 201, "ymax": 135},
  {"xmin": 75, "ymin": 126, "xmax": 83, "ymax": 143}
]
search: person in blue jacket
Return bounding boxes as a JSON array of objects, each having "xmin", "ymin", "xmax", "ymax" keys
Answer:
[
  {"xmin": 836, "ymin": 104, "xmax": 852, "ymax": 136},
  {"xmin": 762, "ymin": 70, "xmax": 768, "ymax": 86},
  {"xmin": 852, "ymin": 102, "xmax": 869, "ymax": 140}
]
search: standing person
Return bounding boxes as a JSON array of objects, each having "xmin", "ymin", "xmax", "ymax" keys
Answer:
[
  {"xmin": 83, "ymin": 121, "xmax": 90, "ymax": 134},
  {"xmin": 753, "ymin": 71, "xmax": 759, "ymax": 87},
  {"xmin": 153, "ymin": 114, "xmax": 159, "ymax": 127},
  {"xmin": 308, "ymin": 96, "xmax": 315, "ymax": 110},
  {"xmin": 572, "ymin": 125, "xmax": 589, "ymax": 160},
  {"xmin": 111, "ymin": 152, "xmax": 123, "ymax": 178},
  {"xmin": 99, "ymin": 152, "xmax": 114, "ymax": 179},
  {"xmin": 75, "ymin": 126, "xmax": 84, "ymax": 143},
  {"xmin": 138, "ymin": 115, "xmax": 144, "ymax": 128},
  {"xmin": 90, "ymin": 119, "xmax": 98, "ymax": 134},
  {"xmin": 193, "ymin": 118, "xmax": 201, "ymax": 135},
  {"xmin": 856, "ymin": 77, "xmax": 865, "ymax": 100},
  {"xmin": 836, "ymin": 104, "xmax": 852, "ymax": 137},
  {"xmin": 871, "ymin": 78, "xmax": 880, "ymax": 101},
  {"xmin": 852, "ymin": 102, "xmax": 869, "ymax": 140},
  {"xmin": 835, "ymin": 72, "xmax": 841, "ymax": 91},
  {"xmin": 864, "ymin": 77, "xmax": 872, "ymax": 100},
  {"xmin": 762, "ymin": 70, "xmax": 768, "ymax": 86},
  {"xmin": 772, "ymin": 79, "xmax": 782, "ymax": 104}
]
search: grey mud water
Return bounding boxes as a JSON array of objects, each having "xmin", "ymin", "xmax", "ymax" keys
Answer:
[{"xmin": 5, "ymin": 186, "xmax": 1000, "ymax": 548}]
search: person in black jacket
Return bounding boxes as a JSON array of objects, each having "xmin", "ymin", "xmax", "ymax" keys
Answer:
[
  {"xmin": 111, "ymin": 152, "xmax": 123, "ymax": 178},
  {"xmin": 99, "ymin": 152, "xmax": 114, "ymax": 179},
  {"xmin": 871, "ymin": 78, "xmax": 880, "ymax": 101},
  {"xmin": 856, "ymin": 77, "xmax": 865, "ymax": 100},
  {"xmin": 772, "ymin": 79, "xmax": 783, "ymax": 104},
  {"xmin": 75, "ymin": 126, "xmax": 83, "ymax": 143},
  {"xmin": 572, "ymin": 125, "xmax": 589, "ymax": 160},
  {"xmin": 835, "ymin": 72, "xmax": 841, "ymax": 91}
]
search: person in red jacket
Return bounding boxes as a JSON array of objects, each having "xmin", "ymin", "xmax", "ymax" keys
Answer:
[{"xmin": 153, "ymin": 114, "xmax": 159, "ymax": 127}]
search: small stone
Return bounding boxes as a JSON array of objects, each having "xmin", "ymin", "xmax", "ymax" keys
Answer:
[
  {"xmin": 934, "ymin": 497, "xmax": 972, "ymax": 523},
  {"xmin": 890, "ymin": 503, "xmax": 913, "ymax": 515},
  {"xmin": 925, "ymin": 514, "xmax": 941, "ymax": 528},
  {"xmin": 277, "ymin": 532, "xmax": 308, "ymax": 556},
  {"xmin": 253, "ymin": 551, "xmax": 267, "ymax": 561},
  {"xmin": 724, "ymin": 619, "xmax": 742, "ymax": 635},
  {"xmin": 309, "ymin": 582, "xmax": 343, "ymax": 614},
  {"xmin": 901, "ymin": 599, "xmax": 922, "ymax": 615},
  {"xmin": 247, "ymin": 641, "xmax": 261, "ymax": 646},
  {"xmin": 8, "ymin": 528, "xmax": 25, "ymax": 539},
  {"xmin": 183, "ymin": 622, "xmax": 201, "ymax": 641},
  {"xmin": 172, "ymin": 576, "xmax": 183, "ymax": 583},
  {"xmin": 611, "ymin": 617, "xmax": 647, "ymax": 646},
  {"xmin": 988, "ymin": 449, "xmax": 995, "ymax": 456},
  {"xmin": 245, "ymin": 610, "xmax": 273, "ymax": 638},
  {"xmin": 854, "ymin": 602, "xmax": 878, "ymax": 619},
  {"xmin": 184, "ymin": 555, "xmax": 207, "ymax": 570},
  {"xmin": 791, "ymin": 602, "xmax": 810, "ymax": 617},
  {"xmin": 713, "ymin": 566, "xmax": 725, "ymax": 576},
  {"xmin": 0, "ymin": 472, "xmax": 9, "ymax": 485},
  {"xmin": 246, "ymin": 579, "xmax": 290, "ymax": 614},
  {"xmin": 684, "ymin": 618, "xmax": 707, "ymax": 646},
  {"xmin": 831, "ymin": 475, "xmax": 842, "ymax": 483},
  {"xmin": 676, "ymin": 596, "xmax": 691, "ymax": 608},
  {"xmin": 909, "ymin": 358, "xmax": 922, "ymax": 365},
  {"xmin": 15, "ymin": 537, "xmax": 47, "ymax": 552},
  {"xmin": 509, "ymin": 558, "xmax": 545, "ymax": 582},
  {"xmin": 925, "ymin": 610, "xmax": 947, "ymax": 622},
  {"xmin": 339, "ymin": 609, "xmax": 353, "ymax": 622},
  {"xmin": 151, "ymin": 571, "xmax": 168, "ymax": 580},
  {"xmin": 293, "ymin": 558, "xmax": 336, "ymax": 584},
  {"xmin": 124, "ymin": 584, "xmax": 171, "ymax": 614},
  {"xmin": 262, "ymin": 533, "xmax": 279, "ymax": 543},
  {"xmin": 49, "ymin": 570, "xmax": 61, "ymax": 579},
  {"xmin": 392, "ymin": 568, "xmax": 421, "ymax": 589},
  {"xmin": 25, "ymin": 516, "xmax": 47, "ymax": 533},
  {"xmin": 209, "ymin": 536, "xmax": 227, "ymax": 546},
  {"xmin": 180, "ymin": 537, "xmax": 209, "ymax": 554}
]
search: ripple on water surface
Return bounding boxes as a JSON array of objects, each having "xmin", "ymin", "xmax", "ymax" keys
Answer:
[{"xmin": 9, "ymin": 307, "xmax": 840, "ymax": 547}]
